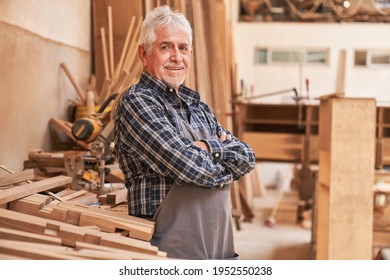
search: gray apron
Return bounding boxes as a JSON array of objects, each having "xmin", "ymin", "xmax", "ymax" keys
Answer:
[{"xmin": 151, "ymin": 112, "xmax": 238, "ymax": 260}]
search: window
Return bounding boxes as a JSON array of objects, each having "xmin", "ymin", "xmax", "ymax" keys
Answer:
[
  {"xmin": 354, "ymin": 49, "xmax": 390, "ymax": 67},
  {"xmin": 254, "ymin": 48, "xmax": 329, "ymax": 65}
]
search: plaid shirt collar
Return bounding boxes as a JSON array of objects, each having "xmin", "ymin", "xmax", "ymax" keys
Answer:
[{"xmin": 140, "ymin": 70, "xmax": 200, "ymax": 106}]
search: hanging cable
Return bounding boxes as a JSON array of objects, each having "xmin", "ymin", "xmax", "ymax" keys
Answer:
[{"xmin": 283, "ymin": 0, "xmax": 325, "ymax": 19}]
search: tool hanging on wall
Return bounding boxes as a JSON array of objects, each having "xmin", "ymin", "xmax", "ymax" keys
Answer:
[{"xmin": 245, "ymin": 87, "xmax": 299, "ymax": 101}]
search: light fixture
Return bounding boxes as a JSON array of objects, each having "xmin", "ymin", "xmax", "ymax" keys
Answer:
[{"xmin": 343, "ymin": 0, "xmax": 351, "ymax": 8}]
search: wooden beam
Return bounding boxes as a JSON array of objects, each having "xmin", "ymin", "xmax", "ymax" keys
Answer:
[
  {"xmin": 100, "ymin": 27, "xmax": 110, "ymax": 80},
  {"xmin": 0, "ymin": 168, "xmax": 37, "ymax": 187},
  {"xmin": 60, "ymin": 62, "xmax": 86, "ymax": 104},
  {"xmin": 0, "ymin": 226, "xmax": 62, "ymax": 246},
  {"xmin": 108, "ymin": 6, "xmax": 115, "ymax": 76},
  {"xmin": 0, "ymin": 175, "xmax": 72, "ymax": 205},
  {"xmin": 0, "ymin": 239, "xmax": 85, "ymax": 260},
  {"xmin": 107, "ymin": 188, "xmax": 127, "ymax": 205}
]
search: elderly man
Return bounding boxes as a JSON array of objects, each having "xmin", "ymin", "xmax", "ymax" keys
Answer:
[{"xmin": 114, "ymin": 5, "xmax": 256, "ymax": 260}]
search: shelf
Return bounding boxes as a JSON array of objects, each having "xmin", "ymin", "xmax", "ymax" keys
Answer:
[
  {"xmin": 234, "ymin": 101, "xmax": 390, "ymax": 169},
  {"xmin": 234, "ymin": 102, "xmax": 319, "ymax": 164}
]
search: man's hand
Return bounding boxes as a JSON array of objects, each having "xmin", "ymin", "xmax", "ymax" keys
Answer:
[
  {"xmin": 194, "ymin": 132, "xmax": 233, "ymax": 153},
  {"xmin": 216, "ymin": 132, "xmax": 232, "ymax": 141},
  {"xmin": 194, "ymin": 140, "xmax": 210, "ymax": 152}
]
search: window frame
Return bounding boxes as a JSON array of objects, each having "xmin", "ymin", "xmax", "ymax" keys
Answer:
[{"xmin": 254, "ymin": 47, "xmax": 330, "ymax": 66}]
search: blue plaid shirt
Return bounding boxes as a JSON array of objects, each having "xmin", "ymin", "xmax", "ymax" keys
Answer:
[{"xmin": 114, "ymin": 71, "xmax": 256, "ymax": 216}]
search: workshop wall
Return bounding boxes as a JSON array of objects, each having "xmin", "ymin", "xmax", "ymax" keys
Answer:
[
  {"xmin": 0, "ymin": 0, "xmax": 91, "ymax": 171},
  {"xmin": 233, "ymin": 20, "xmax": 390, "ymax": 103},
  {"xmin": 229, "ymin": 0, "xmax": 390, "ymax": 104}
]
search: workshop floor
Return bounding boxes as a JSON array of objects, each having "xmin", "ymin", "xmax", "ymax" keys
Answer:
[{"xmin": 233, "ymin": 188, "xmax": 313, "ymax": 260}]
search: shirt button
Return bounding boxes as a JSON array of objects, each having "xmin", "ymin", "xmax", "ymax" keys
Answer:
[
  {"xmin": 169, "ymin": 88, "xmax": 174, "ymax": 93},
  {"xmin": 220, "ymin": 183, "xmax": 224, "ymax": 188},
  {"xmin": 215, "ymin": 153, "xmax": 220, "ymax": 158}
]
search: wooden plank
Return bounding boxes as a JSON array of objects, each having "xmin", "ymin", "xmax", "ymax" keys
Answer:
[
  {"xmin": 336, "ymin": 49, "xmax": 346, "ymax": 94},
  {"xmin": 0, "ymin": 226, "xmax": 62, "ymax": 245},
  {"xmin": 201, "ymin": 0, "xmax": 229, "ymax": 127},
  {"xmin": 0, "ymin": 168, "xmax": 37, "ymax": 187},
  {"xmin": 9, "ymin": 193, "xmax": 51, "ymax": 212},
  {"xmin": 0, "ymin": 239, "xmax": 85, "ymax": 260},
  {"xmin": 108, "ymin": 6, "xmax": 115, "ymax": 76},
  {"xmin": 231, "ymin": 181, "xmax": 242, "ymax": 230},
  {"xmin": 0, "ymin": 252, "xmax": 28, "ymax": 260},
  {"xmin": 106, "ymin": 188, "xmax": 127, "ymax": 205},
  {"xmin": 49, "ymin": 206, "xmax": 68, "ymax": 222},
  {"xmin": 74, "ymin": 241, "xmax": 168, "ymax": 260},
  {"xmin": 0, "ymin": 208, "xmax": 49, "ymax": 235},
  {"xmin": 78, "ymin": 212, "xmax": 152, "ymax": 240},
  {"xmin": 113, "ymin": 16, "xmax": 136, "ymax": 84},
  {"xmin": 60, "ymin": 190, "xmax": 88, "ymax": 201},
  {"xmin": 315, "ymin": 97, "xmax": 376, "ymax": 260},
  {"xmin": 106, "ymin": 164, "xmax": 125, "ymax": 183},
  {"xmin": 63, "ymin": 202, "xmax": 155, "ymax": 228},
  {"xmin": 99, "ymin": 233, "xmax": 161, "ymax": 255},
  {"xmin": 100, "ymin": 27, "xmax": 110, "ymax": 80},
  {"xmin": 0, "ymin": 175, "xmax": 72, "ymax": 205},
  {"xmin": 66, "ymin": 192, "xmax": 98, "ymax": 205},
  {"xmin": 243, "ymin": 132, "xmax": 303, "ymax": 161},
  {"xmin": 10, "ymin": 197, "xmax": 154, "ymax": 242},
  {"xmin": 92, "ymin": 0, "xmax": 142, "ymax": 93},
  {"xmin": 60, "ymin": 62, "xmax": 86, "ymax": 104},
  {"xmin": 55, "ymin": 202, "xmax": 154, "ymax": 241}
]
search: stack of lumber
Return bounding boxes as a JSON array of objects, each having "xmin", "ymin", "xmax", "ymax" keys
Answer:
[
  {"xmin": 0, "ymin": 168, "xmax": 167, "ymax": 260},
  {"xmin": 62, "ymin": 10, "xmax": 142, "ymax": 111}
]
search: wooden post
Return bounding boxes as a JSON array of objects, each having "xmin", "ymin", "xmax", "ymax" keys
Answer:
[
  {"xmin": 60, "ymin": 63, "xmax": 86, "ymax": 104},
  {"xmin": 100, "ymin": 27, "xmax": 110, "ymax": 80},
  {"xmin": 107, "ymin": 6, "xmax": 115, "ymax": 77},
  {"xmin": 315, "ymin": 97, "xmax": 376, "ymax": 259}
]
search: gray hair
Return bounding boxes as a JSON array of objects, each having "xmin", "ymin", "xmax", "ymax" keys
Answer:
[{"xmin": 140, "ymin": 5, "xmax": 193, "ymax": 55}]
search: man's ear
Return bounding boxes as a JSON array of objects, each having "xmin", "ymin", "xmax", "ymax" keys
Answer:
[{"xmin": 138, "ymin": 44, "xmax": 147, "ymax": 67}]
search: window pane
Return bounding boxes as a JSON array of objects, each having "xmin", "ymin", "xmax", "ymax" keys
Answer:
[
  {"xmin": 307, "ymin": 51, "xmax": 328, "ymax": 63},
  {"xmin": 371, "ymin": 50, "xmax": 390, "ymax": 65},
  {"xmin": 255, "ymin": 48, "xmax": 268, "ymax": 64},
  {"xmin": 354, "ymin": 51, "xmax": 367, "ymax": 66},
  {"xmin": 272, "ymin": 51, "xmax": 301, "ymax": 63}
]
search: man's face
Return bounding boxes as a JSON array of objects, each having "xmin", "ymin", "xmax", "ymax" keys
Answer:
[{"xmin": 139, "ymin": 25, "xmax": 192, "ymax": 90}]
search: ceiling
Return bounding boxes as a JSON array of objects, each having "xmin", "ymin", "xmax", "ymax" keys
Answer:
[{"xmin": 239, "ymin": 0, "xmax": 390, "ymax": 22}]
